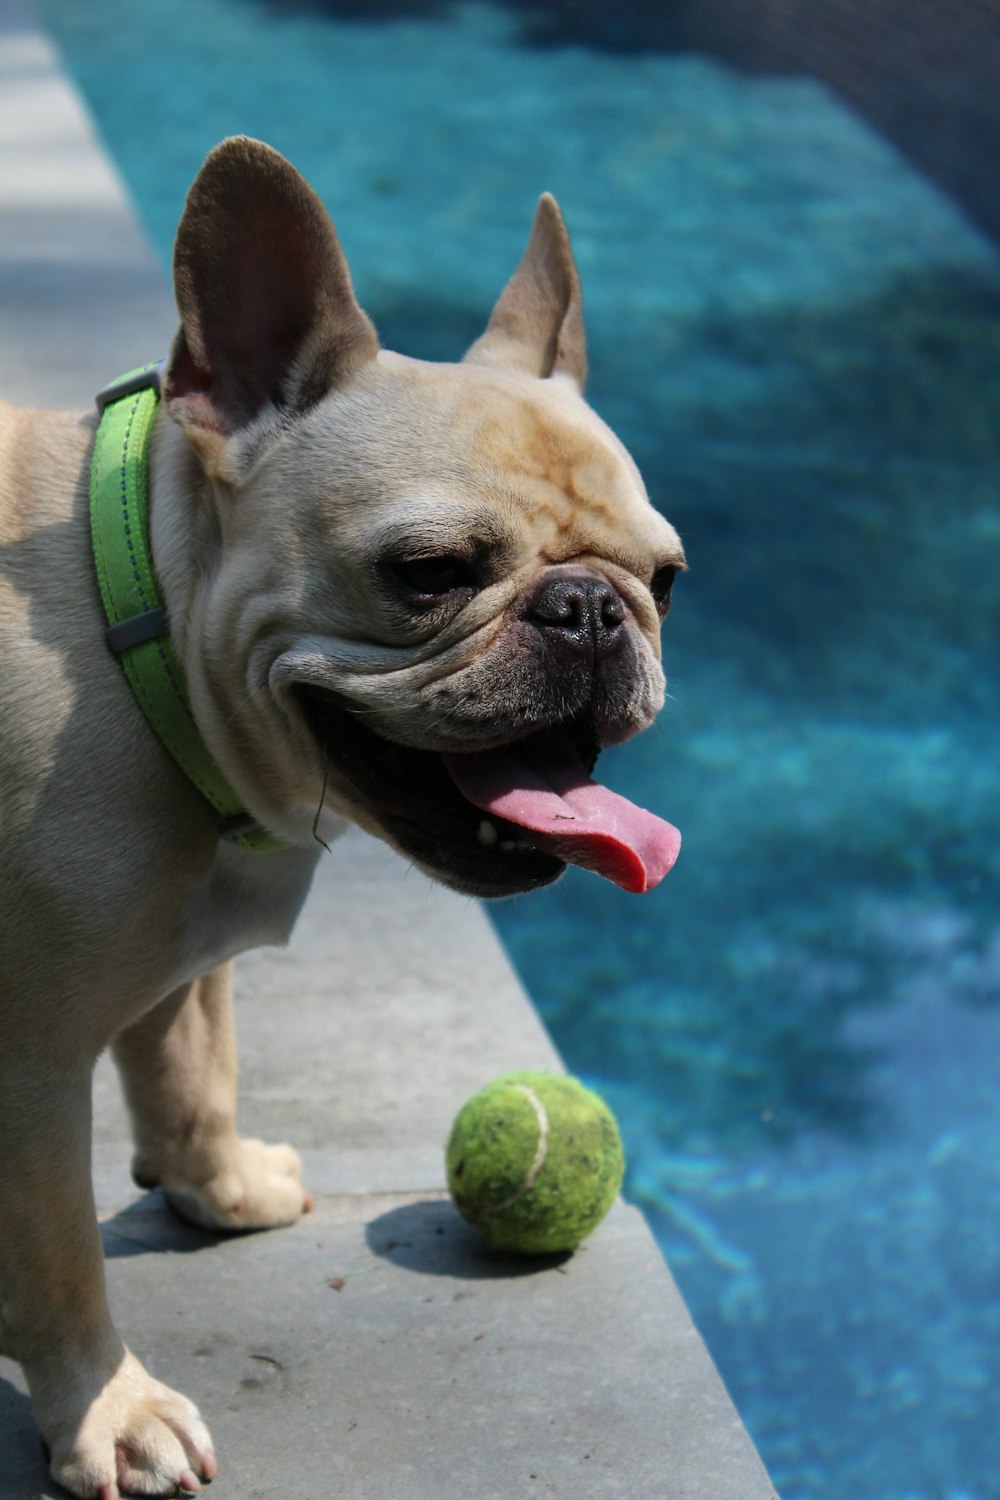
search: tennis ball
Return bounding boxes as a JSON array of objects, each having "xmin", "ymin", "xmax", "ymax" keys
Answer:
[{"xmin": 445, "ymin": 1071, "xmax": 624, "ymax": 1255}]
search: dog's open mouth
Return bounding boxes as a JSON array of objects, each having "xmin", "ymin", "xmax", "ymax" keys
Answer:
[{"xmin": 298, "ymin": 687, "xmax": 680, "ymax": 898}]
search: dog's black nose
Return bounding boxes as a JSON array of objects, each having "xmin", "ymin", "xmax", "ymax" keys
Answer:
[{"xmin": 525, "ymin": 569, "xmax": 627, "ymax": 652}]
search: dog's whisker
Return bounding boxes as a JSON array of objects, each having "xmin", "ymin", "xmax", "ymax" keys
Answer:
[
  {"xmin": 311, "ymin": 750, "xmax": 333, "ymax": 853},
  {"xmin": 219, "ymin": 686, "xmax": 266, "ymax": 732}
]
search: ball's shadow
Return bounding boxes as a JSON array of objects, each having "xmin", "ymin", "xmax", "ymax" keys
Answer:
[{"xmin": 365, "ymin": 1199, "xmax": 572, "ymax": 1279}]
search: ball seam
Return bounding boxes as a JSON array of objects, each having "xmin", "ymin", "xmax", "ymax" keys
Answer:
[{"xmin": 484, "ymin": 1084, "xmax": 549, "ymax": 1214}]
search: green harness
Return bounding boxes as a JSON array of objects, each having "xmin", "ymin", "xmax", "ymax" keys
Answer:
[{"xmin": 89, "ymin": 363, "xmax": 285, "ymax": 853}]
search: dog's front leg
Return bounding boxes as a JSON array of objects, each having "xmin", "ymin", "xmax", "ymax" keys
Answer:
[
  {"xmin": 0, "ymin": 1057, "xmax": 215, "ymax": 1498},
  {"xmin": 112, "ymin": 963, "xmax": 311, "ymax": 1231}
]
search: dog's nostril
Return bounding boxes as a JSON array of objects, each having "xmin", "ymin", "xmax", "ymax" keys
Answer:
[
  {"xmin": 601, "ymin": 591, "xmax": 626, "ymax": 630},
  {"xmin": 530, "ymin": 588, "xmax": 583, "ymax": 629}
]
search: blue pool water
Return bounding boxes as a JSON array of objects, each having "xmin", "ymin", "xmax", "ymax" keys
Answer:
[{"xmin": 36, "ymin": 2, "xmax": 1000, "ymax": 1494}]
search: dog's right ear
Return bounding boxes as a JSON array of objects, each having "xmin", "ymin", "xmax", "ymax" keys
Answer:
[
  {"xmin": 463, "ymin": 194, "xmax": 586, "ymax": 389},
  {"xmin": 165, "ymin": 137, "xmax": 378, "ymax": 447}
]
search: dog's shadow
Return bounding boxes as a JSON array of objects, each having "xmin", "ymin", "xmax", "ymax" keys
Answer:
[
  {"xmin": 0, "ymin": 1377, "xmax": 50, "ymax": 1499},
  {"xmin": 100, "ymin": 1190, "xmax": 229, "ymax": 1259}
]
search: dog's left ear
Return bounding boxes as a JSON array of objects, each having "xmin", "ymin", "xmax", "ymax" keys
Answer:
[
  {"xmin": 165, "ymin": 137, "xmax": 378, "ymax": 443},
  {"xmin": 464, "ymin": 194, "xmax": 587, "ymax": 389}
]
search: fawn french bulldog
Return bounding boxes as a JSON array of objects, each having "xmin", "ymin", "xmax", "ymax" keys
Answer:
[{"xmin": 0, "ymin": 138, "xmax": 684, "ymax": 1496}]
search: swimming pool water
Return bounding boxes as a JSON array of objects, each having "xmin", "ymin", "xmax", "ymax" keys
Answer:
[{"xmin": 35, "ymin": 3, "xmax": 1000, "ymax": 1495}]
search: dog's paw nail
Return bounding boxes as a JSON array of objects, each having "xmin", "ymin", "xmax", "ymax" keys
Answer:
[
  {"xmin": 98, "ymin": 1485, "xmax": 119, "ymax": 1500},
  {"xmin": 201, "ymin": 1450, "xmax": 218, "ymax": 1480},
  {"xmin": 178, "ymin": 1469, "xmax": 201, "ymax": 1494},
  {"xmin": 303, "ymin": 1191, "xmax": 315, "ymax": 1213}
]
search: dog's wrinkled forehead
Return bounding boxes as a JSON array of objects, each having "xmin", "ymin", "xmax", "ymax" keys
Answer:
[{"xmin": 290, "ymin": 352, "xmax": 677, "ymax": 572}]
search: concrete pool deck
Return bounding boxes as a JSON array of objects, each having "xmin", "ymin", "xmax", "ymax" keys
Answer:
[{"xmin": 0, "ymin": 4, "xmax": 778, "ymax": 1495}]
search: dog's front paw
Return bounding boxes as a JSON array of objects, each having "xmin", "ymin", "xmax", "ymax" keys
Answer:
[
  {"xmin": 39, "ymin": 1348, "xmax": 216, "ymax": 1499},
  {"xmin": 149, "ymin": 1136, "xmax": 312, "ymax": 1231}
]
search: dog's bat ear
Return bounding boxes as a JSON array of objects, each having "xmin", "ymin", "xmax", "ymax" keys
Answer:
[
  {"xmin": 463, "ymin": 194, "xmax": 586, "ymax": 389},
  {"xmin": 165, "ymin": 137, "xmax": 378, "ymax": 440}
]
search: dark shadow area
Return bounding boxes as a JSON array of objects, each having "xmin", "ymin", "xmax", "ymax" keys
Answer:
[
  {"xmin": 0, "ymin": 1377, "xmax": 47, "ymax": 1498},
  {"xmin": 253, "ymin": 0, "xmax": 1000, "ymax": 246},
  {"xmin": 101, "ymin": 1192, "xmax": 240, "ymax": 1257},
  {"xmin": 365, "ymin": 1199, "xmax": 572, "ymax": 1278}
]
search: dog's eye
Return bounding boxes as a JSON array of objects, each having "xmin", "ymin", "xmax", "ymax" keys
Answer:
[
  {"xmin": 650, "ymin": 563, "xmax": 677, "ymax": 615},
  {"xmin": 390, "ymin": 555, "xmax": 478, "ymax": 598}
]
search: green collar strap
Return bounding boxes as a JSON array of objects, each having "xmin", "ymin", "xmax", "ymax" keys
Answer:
[{"xmin": 89, "ymin": 363, "xmax": 285, "ymax": 854}]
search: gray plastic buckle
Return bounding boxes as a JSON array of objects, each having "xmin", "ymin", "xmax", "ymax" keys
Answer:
[
  {"xmin": 106, "ymin": 606, "xmax": 169, "ymax": 655},
  {"xmin": 95, "ymin": 359, "xmax": 167, "ymax": 414}
]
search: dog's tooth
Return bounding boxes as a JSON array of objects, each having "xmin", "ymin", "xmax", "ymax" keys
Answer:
[{"xmin": 477, "ymin": 820, "xmax": 499, "ymax": 847}]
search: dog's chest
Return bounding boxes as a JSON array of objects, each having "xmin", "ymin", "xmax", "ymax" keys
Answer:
[{"xmin": 173, "ymin": 841, "xmax": 323, "ymax": 990}]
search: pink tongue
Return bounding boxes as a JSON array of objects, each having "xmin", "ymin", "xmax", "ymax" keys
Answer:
[{"xmin": 443, "ymin": 741, "xmax": 680, "ymax": 894}]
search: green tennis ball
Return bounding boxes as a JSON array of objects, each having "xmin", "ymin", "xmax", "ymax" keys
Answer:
[{"xmin": 445, "ymin": 1071, "xmax": 624, "ymax": 1255}]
